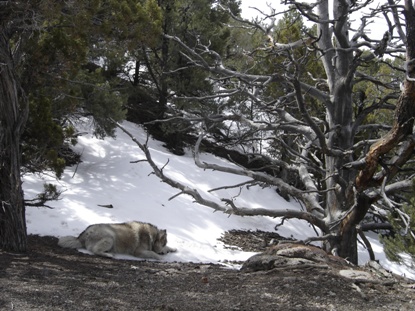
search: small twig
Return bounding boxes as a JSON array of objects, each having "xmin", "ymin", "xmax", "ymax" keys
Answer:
[
  {"xmin": 275, "ymin": 217, "xmax": 287, "ymax": 230},
  {"xmin": 302, "ymin": 233, "xmax": 338, "ymax": 245},
  {"xmin": 221, "ymin": 198, "xmax": 239, "ymax": 212},
  {"xmin": 130, "ymin": 159, "xmax": 147, "ymax": 164},
  {"xmin": 208, "ymin": 180, "xmax": 257, "ymax": 192},
  {"xmin": 168, "ymin": 191, "xmax": 185, "ymax": 201},
  {"xmin": 231, "ymin": 186, "xmax": 243, "ymax": 201},
  {"xmin": 97, "ymin": 204, "xmax": 114, "ymax": 209},
  {"xmin": 160, "ymin": 159, "xmax": 170, "ymax": 173},
  {"xmin": 72, "ymin": 147, "xmax": 84, "ymax": 178}
]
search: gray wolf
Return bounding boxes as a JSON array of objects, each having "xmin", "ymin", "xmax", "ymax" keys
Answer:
[{"xmin": 58, "ymin": 221, "xmax": 176, "ymax": 260}]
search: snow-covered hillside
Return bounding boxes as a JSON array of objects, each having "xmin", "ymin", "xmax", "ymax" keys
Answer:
[{"xmin": 23, "ymin": 119, "xmax": 415, "ymax": 278}]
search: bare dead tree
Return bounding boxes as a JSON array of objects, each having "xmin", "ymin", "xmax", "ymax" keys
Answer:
[{"xmin": 122, "ymin": 0, "xmax": 415, "ymax": 264}]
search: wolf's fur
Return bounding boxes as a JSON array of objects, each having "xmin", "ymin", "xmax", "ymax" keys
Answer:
[{"xmin": 58, "ymin": 221, "xmax": 176, "ymax": 260}]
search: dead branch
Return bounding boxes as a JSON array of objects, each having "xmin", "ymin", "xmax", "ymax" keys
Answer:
[
  {"xmin": 208, "ymin": 180, "xmax": 258, "ymax": 193},
  {"xmin": 193, "ymin": 132, "xmax": 325, "ymax": 217},
  {"xmin": 111, "ymin": 120, "xmax": 328, "ymax": 232},
  {"xmin": 357, "ymin": 225, "xmax": 375, "ymax": 261}
]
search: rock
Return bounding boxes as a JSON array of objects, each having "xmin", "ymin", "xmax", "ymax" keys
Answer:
[
  {"xmin": 241, "ymin": 243, "xmax": 347, "ymax": 272},
  {"xmin": 339, "ymin": 269, "xmax": 374, "ymax": 281}
]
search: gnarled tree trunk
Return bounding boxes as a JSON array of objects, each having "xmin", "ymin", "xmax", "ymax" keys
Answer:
[{"xmin": 0, "ymin": 34, "xmax": 28, "ymax": 252}]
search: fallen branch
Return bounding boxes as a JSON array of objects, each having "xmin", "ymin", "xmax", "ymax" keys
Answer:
[{"xmin": 111, "ymin": 120, "xmax": 329, "ymax": 232}]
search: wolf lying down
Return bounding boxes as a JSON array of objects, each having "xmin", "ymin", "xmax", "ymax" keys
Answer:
[{"xmin": 58, "ymin": 221, "xmax": 177, "ymax": 260}]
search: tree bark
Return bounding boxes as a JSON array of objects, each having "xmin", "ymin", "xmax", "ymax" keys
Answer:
[{"xmin": 0, "ymin": 34, "xmax": 28, "ymax": 252}]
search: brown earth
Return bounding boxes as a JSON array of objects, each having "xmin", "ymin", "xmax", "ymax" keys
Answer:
[{"xmin": 1, "ymin": 232, "xmax": 414, "ymax": 311}]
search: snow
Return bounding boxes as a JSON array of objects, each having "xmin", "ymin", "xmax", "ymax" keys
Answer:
[{"xmin": 23, "ymin": 119, "xmax": 415, "ymax": 278}]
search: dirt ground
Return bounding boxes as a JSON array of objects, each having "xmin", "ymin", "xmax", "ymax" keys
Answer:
[{"xmin": 1, "ymin": 232, "xmax": 415, "ymax": 311}]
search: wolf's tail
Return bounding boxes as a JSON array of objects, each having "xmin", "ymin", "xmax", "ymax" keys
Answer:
[{"xmin": 58, "ymin": 236, "xmax": 82, "ymax": 249}]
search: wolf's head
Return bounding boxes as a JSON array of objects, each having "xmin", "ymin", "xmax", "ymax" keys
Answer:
[{"xmin": 153, "ymin": 229, "xmax": 168, "ymax": 253}]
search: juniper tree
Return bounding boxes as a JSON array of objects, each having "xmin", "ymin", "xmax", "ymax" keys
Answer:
[{"xmin": 0, "ymin": 0, "xmax": 159, "ymax": 251}]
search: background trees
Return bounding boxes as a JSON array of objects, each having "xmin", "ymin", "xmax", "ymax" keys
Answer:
[{"xmin": 121, "ymin": 0, "xmax": 241, "ymax": 154}]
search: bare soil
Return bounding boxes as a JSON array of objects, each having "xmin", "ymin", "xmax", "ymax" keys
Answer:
[{"xmin": 1, "ymin": 232, "xmax": 414, "ymax": 311}]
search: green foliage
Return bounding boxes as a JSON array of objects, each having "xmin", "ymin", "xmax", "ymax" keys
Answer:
[
  {"xmin": 25, "ymin": 183, "xmax": 63, "ymax": 207},
  {"xmin": 18, "ymin": 0, "xmax": 144, "ymax": 176},
  {"xmin": 73, "ymin": 69, "xmax": 127, "ymax": 138},
  {"xmin": 41, "ymin": 183, "xmax": 62, "ymax": 201},
  {"xmin": 99, "ymin": 0, "xmax": 163, "ymax": 48},
  {"xmin": 160, "ymin": 0, "xmax": 236, "ymax": 92},
  {"xmin": 356, "ymin": 56, "xmax": 403, "ymax": 129},
  {"xmin": 351, "ymin": 56, "xmax": 404, "ymax": 160},
  {"xmin": 10, "ymin": 1, "xmax": 162, "ymax": 167},
  {"xmin": 381, "ymin": 202, "xmax": 415, "ymax": 263},
  {"xmin": 22, "ymin": 95, "xmax": 68, "ymax": 178}
]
